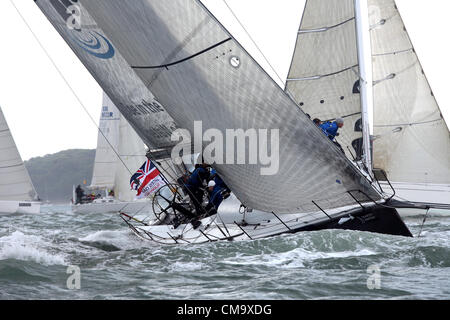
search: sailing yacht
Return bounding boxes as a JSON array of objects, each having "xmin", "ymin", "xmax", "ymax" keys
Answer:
[
  {"xmin": 286, "ymin": 0, "xmax": 450, "ymax": 215},
  {"xmin": 71, "ymin": 93, "xmax": 151, "ymax": 214},
  {"xmin": 0, "ymin": 106, "xmax": 40, "ymax": 214},
  {"xmin": 35, "ymin": 0, "xmax": 423, "ymax": 243},
  {"xmin": 368, "ymin": 0, "xmax": 450, "ymax": 213}
]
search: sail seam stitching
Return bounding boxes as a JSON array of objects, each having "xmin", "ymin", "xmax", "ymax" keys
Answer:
[
  {"xmin": 0, "ymin": 163, "xmax": 23, "ymax": 169},
  {"xmin": 374, "ymin": 118, "xmax": 443, "ymax": 128},
  {"xmin": 372, "ymin": 48, "xmax": 413, "ymax": 57},
  {"xmin": 298, "ymin": 17, "xmax": 355, "ymax": 34},
  {"xmin": 286, "ymin": 64, "xmax": 358, "ymax": 81}
]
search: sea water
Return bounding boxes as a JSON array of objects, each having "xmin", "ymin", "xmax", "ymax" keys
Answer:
[{"xmin": 0, "ymin": 205, "xmax": 449, "ymax": 299}]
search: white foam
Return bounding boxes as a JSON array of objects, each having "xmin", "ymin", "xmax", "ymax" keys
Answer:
[
  {"xmin": 168, "ymin": 261, "xmax": 205, "ymax": 272},
  {"xmin": 223, "ymin": 248, "xmax": 376, "ymax": 269},
  {"xmin": 78, "ymin": 229, "xmax": 143, "ymax": 250},
  {"xmin": 0, "ymin": 231, "xmax": 66, "ymax": 266}
]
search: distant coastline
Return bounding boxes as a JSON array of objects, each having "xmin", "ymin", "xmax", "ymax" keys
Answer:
[{"xmin": 24, "ymin": 149, "xmax": 95, "ymax": 203}]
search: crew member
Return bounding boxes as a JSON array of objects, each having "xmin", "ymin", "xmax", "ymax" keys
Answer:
[
  {"xmin": 320, "ymin": 118, "xmax": 344, "ymax": 140},
  {"xmin": 184, "ymin": 162, "xmax": 210, "ymax": 218},
  {"xmin": 75, "ymin": 185, "xmax": 84, "ymax": 204}
]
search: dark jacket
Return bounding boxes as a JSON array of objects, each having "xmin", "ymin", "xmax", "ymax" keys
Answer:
[{"xmin": 185, "ymin": 167, "xmax": 209, "ymax": 191}]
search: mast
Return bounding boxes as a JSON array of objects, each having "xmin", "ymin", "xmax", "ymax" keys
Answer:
[
  {"xmin": 354, "ymin": 0, "xmax": 374, "ymax": 172},
  {"xmin": 36, "ymin": 0, "xmax": 383, "ymax": 214}
]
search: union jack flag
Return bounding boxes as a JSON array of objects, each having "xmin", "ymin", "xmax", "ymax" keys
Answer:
[{"xmin": 130, "ymin": 159, "xmax": 165, "ymax": 199}]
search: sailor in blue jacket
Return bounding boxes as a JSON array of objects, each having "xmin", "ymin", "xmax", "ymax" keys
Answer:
[{"xmin": 320, "ymin": 118, "xmax": 344, "ymax": 140}]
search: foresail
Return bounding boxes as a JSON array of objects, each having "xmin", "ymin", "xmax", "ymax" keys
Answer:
[
  {"xmin": 285, "ymin": 0, "xmax": 364, "ymax": 161},
  {"xmin": 37, "ymin": 0, "xmax": 383, "ymax": 214},
  {"xmin": 115, "ymin": 104, "xmax": 148, "ymax": 202},
  {"xmin": 0, "ymin": 107, "xmax": 37, "ymax": 201},
  {"xmin": 369, "ymin": 0, "xmax": 450, "ymax": 184},
  {"xmin": 89, "ymin": 93, "xmax": 120, "ymax": 190}
]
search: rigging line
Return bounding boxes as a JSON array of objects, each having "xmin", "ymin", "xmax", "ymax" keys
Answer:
[
  {"xmin": 10, "ymin": 0, "xmax": 134, "ymax": 176},
  {"xmin": 220, "ymin": 0, "xmax": 287, "ymax": 88},
  {"xmin": 298, "ymin": 17, "xmax": 355, "ymax": 34},
  {"xmin": 131, "ymin": 38, "xmax": 232, "ymax": 69},
  {"xmin": 323, "ymin": 112, "xmax": 361, "ymax": 123},
  {"xmin": 145, "ymin": 153, "xmax": 179, "ymax": 188},
  {"xmin": 374, "ymin": 118, "xmax": 443, "ymax": 128}
]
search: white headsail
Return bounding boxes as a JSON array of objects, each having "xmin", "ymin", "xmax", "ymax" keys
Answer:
[
  {"xmin": 114, "ymin": 103, "xmax": 148, "ymax": 202},
  {"xmin": 89, "ymin": 93, "xmax": 121, "ymax": 191},
  {"xmin": 90, "ymin": 92, "xmax": 148, "ymax": 202},
  {"xmin": 36, "ymin": 0, "xmax": 382, "ymax": 214},
  {"xmin": 285, "ymin": 0, "xmax": 364, "ymax": 161},
  {"xmin": 0, "ymin": 106, "xmax": 38, "ymax": 201},
  {"xmin": 368, "ymin": 0, "xmax": 450, "ymax": 184}
]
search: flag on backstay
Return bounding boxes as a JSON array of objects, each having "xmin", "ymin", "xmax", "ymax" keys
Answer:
[{"xmin": 130, "ymin": 159, "xmax": 165, "ymax": 199}]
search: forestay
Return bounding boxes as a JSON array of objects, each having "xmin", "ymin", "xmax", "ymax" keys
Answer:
[
  {"xmin": 37, "ymin": 0, "xmax": 382, "ymax": 213},
  {"xmin": 285, "ymin": 0, "xmax": 364, "ymax": 161},
  {"xmin": 0, "ymin": 106, "xmax": 38, "ymax": 201},
  {"xmin": 369, "ymin": 0, "xmax": 450, "ymax": 184}
]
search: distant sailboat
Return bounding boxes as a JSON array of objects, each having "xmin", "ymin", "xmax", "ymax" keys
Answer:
[
  {"xmin": 286, "ymin": 0, "xmax": 450, "ymax": 214},
  {"xmin": 71, "ymin": 93, "xmax": 151, "ymax": 214},
  {"xmin": 0, "ymin": 106, "xmax": 40, "ymax": 214},
  {"xmin": 36, "ymin": 0, "xmax": 414, "ymax": 243},
  {"xmin": 368, "ymin": 0, "xmax": 450, "ymax": 210}
]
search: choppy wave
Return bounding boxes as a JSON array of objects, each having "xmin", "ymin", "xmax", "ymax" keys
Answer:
[
  {"xmin": 0, "ymin": 205, "xmax": 449, "ymax": 299},
  {"xmin": 0, "ymin": 231, "xmax": 66, "ymax": 266}
]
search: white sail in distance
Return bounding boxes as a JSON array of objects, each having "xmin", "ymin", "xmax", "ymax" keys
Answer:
[
  {"xmin": 285, "ymin": 0, "xmax": 364, "ymax": 161},
  {"xmin": 89, "ymin": 93, "xmax": 120, "ymax": 190},
  {"xmin": 114, "ymin": 104, "xmax": 148, "ymax": 202},
  {"xmin": 0, "ymin": 106, "xmax": 38, "ymax": 201},
  {"xmin": 36, "ymin": 0, "xmax": 382, "ymax": 214},
  {"xmin": 368, "ymin": 0, "xmax": 450, "ymax": 184},
  {"xmin": 90, "ymin": 93, "xmax": 147, "ymax": 201}
]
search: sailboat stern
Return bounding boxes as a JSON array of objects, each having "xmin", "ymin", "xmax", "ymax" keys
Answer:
[{"xmin": 298, "ymin": 205, "xmax": 413, "ymax": 237}]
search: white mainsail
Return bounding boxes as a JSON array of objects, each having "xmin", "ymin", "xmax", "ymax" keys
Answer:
[
  {"xmin": 368, "ymin": 0, "xmax": 450, "ymax": 184},
  {"xmin": 285, "ymin": 0, "xmax": 364, "ymax": 161},
  {"xmin": 0, "ymin": 106, "xmax": 38, "ymax": 202},
  {"xmin": 90, "ymin": 92, "xmax": 147, "ymax": 202}
]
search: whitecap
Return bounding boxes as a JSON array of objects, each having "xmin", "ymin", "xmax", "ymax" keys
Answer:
[{"xmin": 0, "ymin": 231, "xmax": 66, "ymax": 266}]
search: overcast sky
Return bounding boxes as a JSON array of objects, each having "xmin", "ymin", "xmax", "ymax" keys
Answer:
[{"xmin": 0, "ymin": 0, "xmax": 449, "ymax": 161}]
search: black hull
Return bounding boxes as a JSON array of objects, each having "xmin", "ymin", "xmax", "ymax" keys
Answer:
[{"xmin": 291, "ymin": 206, "xmax": 413, "ymax": 237}]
